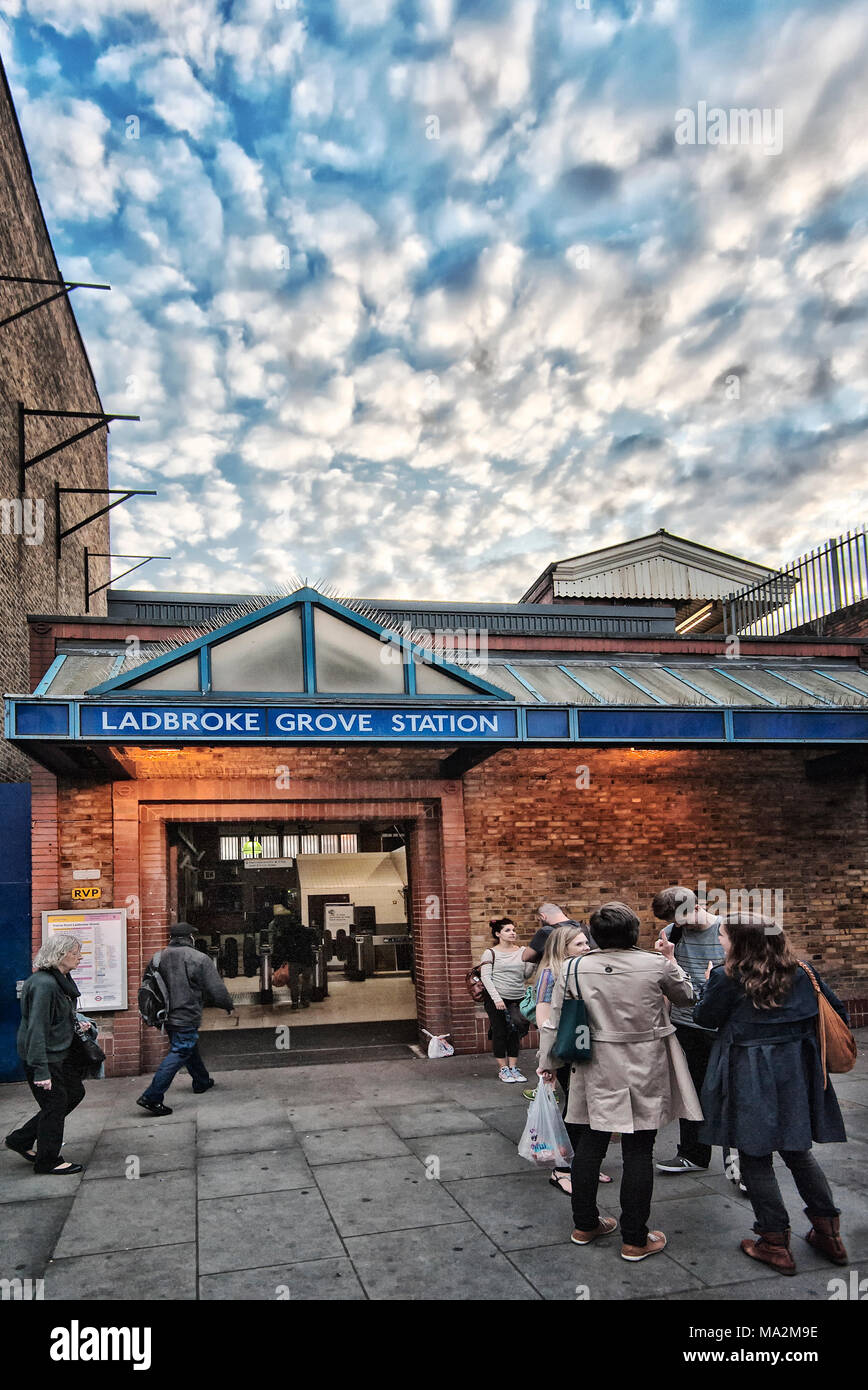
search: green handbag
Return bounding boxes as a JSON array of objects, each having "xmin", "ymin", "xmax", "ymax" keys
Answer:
[
  {"xmin": 518, "ymin": 983, "xmax": 536, "ymax": 1023},
  {"xmin": 553, "ymin": 958, "xmax": 592, "ymax": 1063}
]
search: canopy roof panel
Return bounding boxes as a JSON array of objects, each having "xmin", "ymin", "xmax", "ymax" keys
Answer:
[{"xmin": 81, "ymin": 587, "xmax": 513, "ymax": 702}]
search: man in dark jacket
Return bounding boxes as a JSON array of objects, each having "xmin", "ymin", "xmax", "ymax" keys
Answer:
[
  {"xmin": 270, "ymin": 905, "xmax": 317, "ymax": 1009},
  {"xmin": 137, "ymin": 922, "xmax": 235, "ymax": 1116}
]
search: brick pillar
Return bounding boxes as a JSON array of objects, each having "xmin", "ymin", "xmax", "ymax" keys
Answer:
[
  {"xmin": 439, "ymin": 782, "xmax": 479, "ymax": 1054},
  {"xmin": 30, "ymin": 763, "xmax": 58, "ymax": 951},
  {"xmin": 110, "ymin": 782, "xmax": 148, "ymax": 1077},
  {"xmin": 140, "ymin": 811, "xmax": 170, "ymax": 1072},
  {"xmin": 408, "ymin": 807, "xmax": 449, "ymax": 1045}
]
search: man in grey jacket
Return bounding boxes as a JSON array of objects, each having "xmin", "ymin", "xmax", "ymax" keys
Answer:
[{"xmin": 137, "ymin": 922, "xmax": 235, "ymax": 1116}]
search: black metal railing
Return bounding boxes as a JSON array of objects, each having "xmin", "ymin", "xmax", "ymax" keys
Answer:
[{"xmin": 723, "ymin": 528, "xmax": 868, "ymax": 636}]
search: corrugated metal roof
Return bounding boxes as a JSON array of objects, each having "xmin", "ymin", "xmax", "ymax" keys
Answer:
[{"xmin": 554, "ymin": 558, "xmax": 753, "ymax": 602}]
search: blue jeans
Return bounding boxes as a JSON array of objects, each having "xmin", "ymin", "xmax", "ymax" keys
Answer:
[{"xmin": 141, "ymin": 1028, "xmax": 210, "ymax": 1104}]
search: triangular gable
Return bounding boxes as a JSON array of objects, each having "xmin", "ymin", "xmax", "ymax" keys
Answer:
[
  {"xmin": 548, "ymin": 531, "xmax": 778, "ymax": 602},
  {"xmin": 88, "ymin": 587, "xmax": 513, "ymax": 700}
]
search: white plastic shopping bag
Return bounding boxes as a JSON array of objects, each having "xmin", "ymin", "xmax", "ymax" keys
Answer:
[
  {"xmin": 422, "ymin": 1029, "xmax": 454, "ymax": 1059},
  {"xmin": 518, "ymin": 1082, "xmax": 574, "ymax": 1167}
]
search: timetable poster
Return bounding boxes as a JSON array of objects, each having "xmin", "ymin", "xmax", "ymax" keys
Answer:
[{"xmin": 41, "ymin": 908, "xmax": 128, "ymax": 1012}]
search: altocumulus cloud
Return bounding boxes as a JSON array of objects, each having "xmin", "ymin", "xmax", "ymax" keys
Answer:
[{"xmin": 2, "ymin": 0, "xmax": 867, "ymax": 600}]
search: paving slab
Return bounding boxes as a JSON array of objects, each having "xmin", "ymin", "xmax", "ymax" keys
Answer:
[
  {"xmin": 314, "ymin": 1155, "xmax": 466, "ymax": 1237},
  {"xmin": 0, "ymin": 1169, "xmax": 88, "ymax": 1205},
  {"xmin": 44, "ymin": 1242, "xmax": 197, "ymax": 1300},
  {"xmin": 404, "ymin": 1129, "xmax": 533, "ymax": 1180},
  {"xmin": 197, "ymin": 1147, "xmax": 314, "ymax": 1199},
  {"xmin": 197, "ymin": 1121, "xmax": 298, "ymax": 1157},
  {"xmin": 442, "ymin": 1170, "xmax": 583, "ymax": 1250},
  {"xmin": 0, "ymin": 1194, "xmax": 74, "ymax": 1277},
  {"xmin": 53, "ymin": 1172, "xmax": 196, "ymax": 1259},
  {"xmin": 838, "ymin": 1100, "xmax": 868, "ymax": 1143},
  {"xmin": 643, "ymin": 1193, "xmax": 788, "ymax": 1287},
  {"xmin": 511, "ymin": 1240, "xmax": 706, "ymax": 1301},
  {"xmin": 195, "ymin": 1096, "xmax": 290, "ymax": 1130},
  {"xmin": 83, "ymin": 1120, "xmax": 196, "ymax": 1181},
  {"xmin": 346, "ymin": 1221, "xmax": 540, "ymax": 1300},
  {"xmin": 374, "ymin": 1101, "xmax": 486, "ymax": 1138},
  {"xmin": 298, "ymin": 1124, "xmax": 411, "ymax": 1166},
  {"xmin": 199, "ymin": 1257, "xmax": 366, "ymax": 1300},
  {"xmin": 287, "ymin": 1101, "xmax": 383, "ymax": 1132},
  {"xmin": 476, "ymin": 1107, "xmax": 531, "ymax": 1144},
  {"xmin": 198, "ymin": 1187, "xmax": 342, "ymax": 1274},
  {"xmin": 435, "ymin": 1076, "xmax": 533, "ymax": 1111}
]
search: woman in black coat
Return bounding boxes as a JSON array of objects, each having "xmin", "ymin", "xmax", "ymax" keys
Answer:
[{"xmin": 694, "ymin": 914, "xmax": 849, "ymax": 1275}]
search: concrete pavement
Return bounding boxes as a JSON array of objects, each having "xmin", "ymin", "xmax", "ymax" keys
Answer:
[{"xmin": 1, "ymin": 1034, "xmax": 866, "ymax": 1301}]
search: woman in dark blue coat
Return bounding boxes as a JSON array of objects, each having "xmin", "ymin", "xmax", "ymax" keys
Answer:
[{"xmin": 694, "ymin": 914, "xmax": 849, "ymax": 1275}]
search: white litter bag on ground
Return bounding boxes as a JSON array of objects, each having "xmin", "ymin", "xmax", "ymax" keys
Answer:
[
  {"xmin": 422, "ymin": 1030, "xmax": 454, "ymax": 1058},
  {"xmin": 518, "ymin": 1082, "xmax": 574, "ymax": 1167}
]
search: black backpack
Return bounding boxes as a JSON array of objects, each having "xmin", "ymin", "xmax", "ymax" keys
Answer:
[{"xmin": 138, "ymin": 951, "xmax": 170, "ymax": 1030}]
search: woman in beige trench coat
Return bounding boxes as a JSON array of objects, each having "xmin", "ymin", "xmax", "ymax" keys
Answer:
[{"xmin": 538, "ymin": 901, "xmax": 702, "ymax": 1261}]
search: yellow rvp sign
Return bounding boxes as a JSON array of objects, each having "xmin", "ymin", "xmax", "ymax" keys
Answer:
[{"xmin": 71, "ymin": 886, "xmax": 101, "ymax": 900}]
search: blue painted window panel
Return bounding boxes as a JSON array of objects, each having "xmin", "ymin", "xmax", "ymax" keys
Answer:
[
  {"xmin": 578, "ymin": 710, "xmax": 725, "ymax": 740},
  {"xmin": 733, "ymin": 711, "xmax": 868, "ymax": 741},
  {"xmin": 15, "ymin": 703, "xmax": 69, "ymax": 736},
  {"xmin": 526, "ymin": 708, "xmax": 569, "ymax": 738}
]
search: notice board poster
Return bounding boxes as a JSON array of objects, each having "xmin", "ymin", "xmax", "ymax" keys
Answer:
[
  {"xmin": 325, "ymin": 903, "xmax": 355, "ymax": 932},
  {"xmin": 41, "ymin": 908, "xmax": 128, "ymax": 1012}
]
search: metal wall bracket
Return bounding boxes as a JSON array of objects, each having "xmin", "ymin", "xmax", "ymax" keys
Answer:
[
  {"xmin": 18, "ymin": 402, "xmax": 139, "ymax": 494},
  {"xmin": 84, "ymin": 549, "xmax": 170, "ymax": 612},
  {"xmin": 55, "ymin": 484, "xmax": 156, "ymax": 560},
  {"xmin": 0, "ymin": 272, "xmax": 110, "ymax": 330}
]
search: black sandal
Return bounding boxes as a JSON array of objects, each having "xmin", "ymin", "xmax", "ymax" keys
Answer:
[{"xmin": 549, "ymin": 1171, "xmax": 572, "ymax": 1195}]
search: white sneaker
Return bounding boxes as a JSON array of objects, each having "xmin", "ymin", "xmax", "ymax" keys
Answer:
[
  {"xmin": 498, "ymin": 1066, "xmax": 515, "ymax": 1083},
  {"xmin": 509, "ymin": 1067, "xmax": 527, "ymax": 1082}
]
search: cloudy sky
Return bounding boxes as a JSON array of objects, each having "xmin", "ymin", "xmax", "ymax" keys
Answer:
[{"xmin": 2, "ymin": 0, "xmax": 867, "ymax": 602}]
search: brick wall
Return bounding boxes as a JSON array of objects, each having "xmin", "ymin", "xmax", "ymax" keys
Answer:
[
  {"xmin": 0, "ymin": 59, "xmax": 109, "ymax": 781},
  {"xmin": 462, "ymin": 746, "xmax": 868, "ymax": 999}
]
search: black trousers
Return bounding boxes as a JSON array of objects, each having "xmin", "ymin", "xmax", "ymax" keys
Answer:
[
  {"xmin": 8, "ymin": 1053, "xmax": 86, "ymax": 1172},
  {"xmin": 739, "ymin": 1150, "xmax": 840, "ymax": 1233},
  {"xmin": 571, "ymin": 1124, "xmax": 657, "ymax": 1247},
  {"xmin": 483, "ymin": 994, "xmax": 526, "ymax": 1058},
  {"xmin": 675, "ymin": 1024, "xmax": 715, "ymax": 1167}
]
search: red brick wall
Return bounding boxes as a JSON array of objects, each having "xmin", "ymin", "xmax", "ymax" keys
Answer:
[{"xmin": 462, "ymin": 746, "xmax": 868, "ymax": 997}]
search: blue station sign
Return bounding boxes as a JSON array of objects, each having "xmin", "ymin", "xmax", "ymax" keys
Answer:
[
  {"xmin": 79, "ymin": 704, "xmax": 519, "ymax": 740},
  {"xmin": 8, "ymin": 697, "xmax": 868, "ymax": 748}
]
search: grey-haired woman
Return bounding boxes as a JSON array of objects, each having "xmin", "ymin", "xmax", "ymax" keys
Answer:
[{"xmin": 4, "ymin": 935, "xmax": 88, "ymax": 1175}]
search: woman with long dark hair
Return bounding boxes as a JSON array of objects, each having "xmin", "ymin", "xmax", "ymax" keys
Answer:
[
  {"xmin": 480, "ymin": 918, "xmax": 535, "ymax": 1083},
  {"xmin": 689, "ymin": 914, "xmax": 849, "ymax": 1275}
]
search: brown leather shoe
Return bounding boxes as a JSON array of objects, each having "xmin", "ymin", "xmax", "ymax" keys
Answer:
[
  {"xmin": 621, "ymin": 1230, "xmax": 667, "ymax": 1261},
  {"xmin": 571, "ymin": 1217, "xmax": 618, "ymax": 1245},
  {"xmin": 805, "ymin": 1214, "xmax": 848, "ymax": 1266},
  {"xmin": 740, "ymin": 1230, "xmax": 796, "ymax": 1275}
]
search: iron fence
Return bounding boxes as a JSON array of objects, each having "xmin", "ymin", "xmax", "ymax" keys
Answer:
[{"xmin": 722, "ymin": 528, "xmax": 868, "ymax": 636}]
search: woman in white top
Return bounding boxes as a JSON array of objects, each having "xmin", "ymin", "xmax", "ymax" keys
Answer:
[{"xmin": 480, "ymin": 918, "xmax": 536, "ymax": 1083}]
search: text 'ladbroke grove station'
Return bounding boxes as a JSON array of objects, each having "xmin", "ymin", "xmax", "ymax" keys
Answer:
[{"xmin": 81, "ymin": 705, "xmax": 518, "ymax": 740}]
